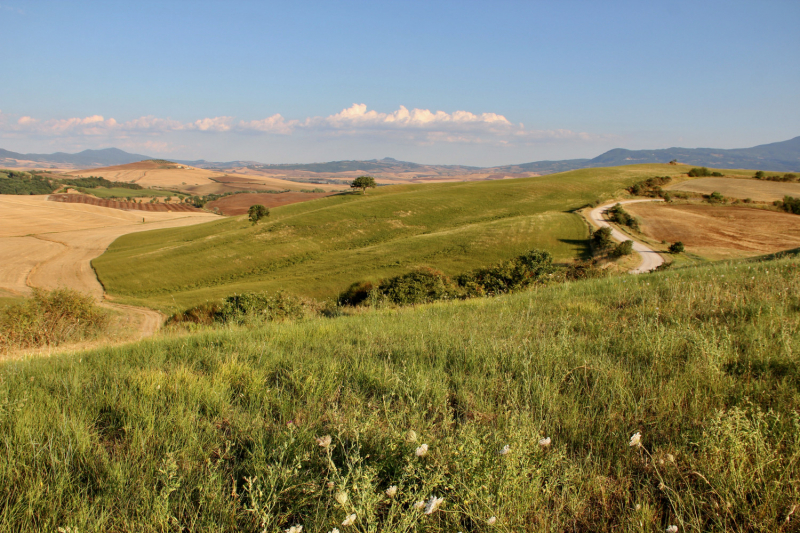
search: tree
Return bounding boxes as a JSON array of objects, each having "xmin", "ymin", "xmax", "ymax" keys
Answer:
[
  {"xmin": 351, "ymin": 176, "xmax": 376, "ymax": 194},
  {"xmin": 754, "ymin": 171, "xmax": 765, "ymax": 179},
  {"xmin": 669, "ymin": 241, "xmax": 685, "ymax": 254},
  {"xmin": 248, "ymin": 204, "xmax": 269, "ymax": 224},
  {"xmin": 591, "ymin": 227, "xmax": 614, "ymax": 251}
]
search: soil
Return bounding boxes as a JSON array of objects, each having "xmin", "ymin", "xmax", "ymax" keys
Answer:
[
  {"xmin": 625, "ymin": 203, "xmax": 800, "ymax": 259},
  {"xmin": 206, "ymin": 191, "xmax": 339, "ymax": 215},
  {"xmin": 48, "ymin": 193, "xmax": 201, "ymax": 212},
  {"xmin": 666, "ymin": 177, "xmax": 800, "ymax": 202}
]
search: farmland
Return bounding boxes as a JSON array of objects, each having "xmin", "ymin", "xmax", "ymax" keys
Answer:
[
  {"xmin": 665, "ymin": 176, "xmax": 800, "ymax": 201},
  {"xmin": 93, "ymin": 164, "xmax": 693, "ymax": 311}
]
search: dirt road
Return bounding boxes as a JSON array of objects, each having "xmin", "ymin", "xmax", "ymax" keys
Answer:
[
  {"xmin": 588, "ymin": 199, "xmax": 665, "ymax": 274},
  {"xmin": 0, "ymin": 195, "xmax": 219, "ymax": 337}
]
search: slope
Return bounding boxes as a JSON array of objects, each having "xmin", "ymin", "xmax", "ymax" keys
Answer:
[{"xmin": 93, "ymin": 164, "xmax": 688, "ymax": 311}]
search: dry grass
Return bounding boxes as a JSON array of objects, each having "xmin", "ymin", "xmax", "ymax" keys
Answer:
[
  {"xmin": 665, "ymin": 177, "xmax": 800, "ymax": 201},
  {"xmin": 625, "ymin": 202, "xmax": 800, "ymax": 259}
]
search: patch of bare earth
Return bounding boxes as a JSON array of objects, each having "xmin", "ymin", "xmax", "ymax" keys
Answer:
[
  {"xmin": 206, "ymin": 191, "xmax": 339, "ymax": 215},
  {"xmin": 666, "ymin": 177, "xmax": 800, "ymax": 202},
  {"xmin": 625, "ymin": 203, "xmax": 800, "ymax": 259}
]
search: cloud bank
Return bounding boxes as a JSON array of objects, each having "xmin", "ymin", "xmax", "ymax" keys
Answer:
[{"xmin": 1, "ymin": 105, "xmax": 602, "ymax": 147}]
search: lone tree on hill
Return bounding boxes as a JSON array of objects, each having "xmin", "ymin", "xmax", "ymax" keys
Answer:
[
  {"xmin": 351, "ymin": 176, "xmax": 376, "ymax": 194},
  {"xmin": 248, "ymin": 204, "xmax": 269, "ymax": 224},
  {"xmin": 669, "ymin": 241, "xmax": 685, "ymax": 254},
  {"xmin": 591, "ymin": 227, "xmax": 614, "ymax": 251}
]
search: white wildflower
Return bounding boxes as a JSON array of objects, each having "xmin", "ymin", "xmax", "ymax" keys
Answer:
[
  {"xmin": 415, "ymin": 443, "xmax": 429, "ymax": 457},
  {"xmin": 487, "ymin": 516, "xmax": 497, "ymax": 525},
  {"xmin": 499, "ymin": 445, "xmax": 511, "ymax": 455},
  {"xmin": 629, "ymin": 432, "xmax": 642, "ymax": 448},
  {"xmin": 635, "ymin": 504, "xmax": 641, "ymax": 511},
  {"xmin": 327, "ymin": 481, "xmax": 335, "ymax": 489},
  {"xmin": 385, "ymin": 485, "xmax": 398, "ymax": 498},
  {"xmin": 342, "ymin": 514, "xmax": 356, "ymax": 527},
  {"xmin": 405, "ymin": 429, "xmax": 418, "ymax": 442},
  {"xmin": 424, "ymin": 495, "xmax": 444, "ymax": 515},
  {"xmin": 285, "ymin": 526, "xmax": 303, "ymax": 533},
  {"xmin": 667, "ymin": 453, "xmax": 675, "ymax": 463},
  {"xmin": 413, "ymin": 500, "xmax": 426, "ymax": 510},
  {"xmin": 335, "ymin": 491, "xmax": 348, "ymax": 506},
  {"xmin": 328, "ymin": 529, "xmax": 340, "ymax": 533},
  {"xmin": 538, "ymin": 437, "xmax": 551, "ymax": 448},
  {"xmin": 666, "ymin": 526, "xmax": 678, "ymax": 533},
  {"xmin": 316, "ymin": 435, "xmax": 332, "ymax": 448}
]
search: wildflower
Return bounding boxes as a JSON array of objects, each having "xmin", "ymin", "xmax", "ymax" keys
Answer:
[
  {"xmin": 406, "ymin": 429, "xmax": 418, "ymax": 442},
  {"xmin": 329, "ymin": 530, "xmax": 340, "ymax": 533},
  {"xmin": 667, "ymin": 453, "xmax": 675, "ymax": 463},
  {"xmin": 666, "ymin": 526, "xmax": 678, "ymax": 533},
  {"xmin": 415, "ymin": 444, "xmax": 429, "ymax": 457},
  {"xmin": 335, "ymin": 491, "xmax": 348, "ymax": 506},
  {"xmin": 629, "ymin": 432, "xmax": 642, "ymax": 448},
  {"xmin": 538, "ymin": 437, "xmax": 551, "ymax": 448},
  {"xmin": 414, "ymin": 500, "xmax": 426, "ymax": 510},
  {"xmin": 424, "ymin": 495, "xmax": 444, "ymax": 515},
  {"xmin": 487, "ymin": 516, "xmax": 497, "ymax": 525},
  {"xmin": 385, "ymin": 485, "xmax": 398, "ymax": 498},
  {"xmin": 635, "ymin": 504, "xmax": 641, "ymax": 511},
  {"xmin": 342, "ymin": 514, "xmax": 356, "ymax": 527},
  {"xmin": 499, "ymin": 445, "xmax": 511, "ymax": 455},
  {"xmin": 327, "ymin": 481, "xmax": 335, "ymax": 489},
  {"xmin": 316, "ymin": 435, "xmax": 332, "ymax": 448},
  {"xmin": 285, "ymin": 526, "xmax": 303, "ymax": 533}
]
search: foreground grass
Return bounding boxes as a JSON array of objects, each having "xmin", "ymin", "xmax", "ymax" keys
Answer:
[
  {"xmin": 93, "ymin": 164, "xmax": 694, "ymax": 311},
  {"xmin": 2, "ymin": 255, "xmax": 799, "ymax": 531}
]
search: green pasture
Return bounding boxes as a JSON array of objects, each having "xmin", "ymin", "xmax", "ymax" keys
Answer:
[
  {"xmin": 2, "ymin": 254, "xmax": 798, "ymax": 531},
  {"xmin": 93, "ymin": 164, "xmax": 691, "ymax": 311}
]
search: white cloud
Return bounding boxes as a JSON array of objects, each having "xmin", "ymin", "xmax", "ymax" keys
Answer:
[{"xmin": 1, "ymin": 105, "xmax": 605, "ymax": 147}]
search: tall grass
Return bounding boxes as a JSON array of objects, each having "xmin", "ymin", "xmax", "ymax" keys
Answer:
[
  {"xmin": 0, "ymin": 289, "xmax": 108, "ymax": 352},
  {"xmin": 0, "ymin": 257, "xmax": 798, "ymax": 531}
]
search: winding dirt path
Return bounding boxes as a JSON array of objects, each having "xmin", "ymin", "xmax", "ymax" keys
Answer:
[
  {"xmin": 0, "ymin": 195, "xmax": 219, "ymax": 338},
  {"xmin": 588, "ymin": 199, "xmax": 665, "ymax": 274}
]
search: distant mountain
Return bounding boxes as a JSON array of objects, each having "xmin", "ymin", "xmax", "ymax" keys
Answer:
[
  {"xmin": 2, "ymin": 136, "xmax": 798, "ymax": 173},
  {"xmin": 0, "ymin": 147, "xmax": 152, "ymax": 167},
  {"xmin": 498, "ymin": 136, "xmax": 800, "ymax": 173}
]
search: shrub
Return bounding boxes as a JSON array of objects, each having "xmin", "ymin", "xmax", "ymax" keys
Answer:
[
  {"xmin": 216, "ymin": 291, "xmax": 307, "ymax": 324},
  {"xmin": 562, "ymin": 259, "xmax": 607, "ymax": 280},
  {"xmin": 754, "ymin": 171, "xmax": 765, "ymax": 179},
  {"xmin": 457, "ymin": 249, "xmax": 555, "ymax": 296},
  {"xmin": 669, "ymin": 241, "xmax": 685, "ymax": 254},
  {"xmin": 590, "ymin": 227, "xmax": 614, "ymax": 251},
  {"xmin": 688, "ymin": 167, "xmax": 713, "ymax": 177},
  {"xmin": 337, "ymin": 281, "xmax": 376, "ymax": 306},
  {"xmin": 778, "ymin": 196, "xmax": 800, "ymax": 215},
  {"xmin": 248, "ymin": 204, "xmax": 270, "ymax": 224},
  {"xmin": 708, "ymin": 191, "xmax": 725, "ymax": 203},
  {"xmin": 628, "ymin": 176, "xmax": 672, "ymax": 197},
  {"xmin": 377, "ymin": 267, "xmax": 462, "ymax": 305},
  {"xmin": 609, "ymin": 240, "xmax": 634, "ymax": 258},
  {"xmin": 0, "ymin": 288, "xmax": 107, "ymax": 351},
  {"xmin": 607, "ymin": 203, "xmax": 640, "ymax": 231}
]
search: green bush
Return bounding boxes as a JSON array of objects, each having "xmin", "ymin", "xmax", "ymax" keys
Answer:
[
  {"xmin": 778, "ymin": 196, "xmax": 800, "ymax": 215},
  {"xmin": 608, "ymin": 203, "xmax": 640, "ymax": 231},
  {"xmin": 377, "ymin": 267, "xmax": 462, "ymax": 305},
  {"xmin": 457, "ymin": 249, "xmax": 554, "ymax": 296},
  {"xmin": 337, "ymin": 281, "xmax": 376, "ymax": 306},
  {"xmin": 0, "ymin": 170, "xmax": 58, "ymax": 195},
  {"xmin": 628, "ymin": 176, "xmax": 672, "ymax": 197},
  {"xmin": 609, "ymin": 240, "xmax": 634, "ymax": 258},
  {"xmin": 0, "ymin": 289, "xmax": 107, "ymax": 351},
  {"xmin": 669, "ymin": 241, "xmax": 685, "ymax": 254},
  {"xmin": 248, "ymin": 204, "xmax": 270, "ymax": 224},
  {"xmin": 688, "ymin": 167, "xmax": 713, "ymax": 177},
  {"xmin": 591, "ymin": 226, "xmax": 614, "ymax": 251},
  {"xmin": 59, "ymin": 176, "xmax": 142, "ymax": 190},
  {"xmin": 216, "ymin": 291, "xmax": 307, "ymax": 324}
]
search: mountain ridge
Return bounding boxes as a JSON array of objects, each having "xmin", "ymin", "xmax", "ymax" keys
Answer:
[{"xmin": 2, "ymin": 136, "xmax": 799, "ymax": 173}]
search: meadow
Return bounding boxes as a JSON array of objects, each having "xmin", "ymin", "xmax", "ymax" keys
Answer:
[
  {"xmin": 1, "ymin": 252, "xmax": 797, "ymax": 531},
  {"xmin": 93, "ymin": 164, "xmax": 692, "ymax": 311}
]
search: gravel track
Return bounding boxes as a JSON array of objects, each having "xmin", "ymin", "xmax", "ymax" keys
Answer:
[{"xmin": 588, "ymin": 199, "xmax": 665, "ymax": 274}]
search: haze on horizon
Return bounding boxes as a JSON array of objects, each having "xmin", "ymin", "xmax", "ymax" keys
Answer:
[{"xmin": 1, "ymin": 0, "xmax": 798, "ymax": 167}]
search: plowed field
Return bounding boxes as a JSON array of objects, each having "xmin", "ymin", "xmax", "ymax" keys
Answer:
[
  {"xmin": 206, "ymin": 191, "xmax": 339, "ymax": 215},
  {"xmin": 49, "ymin": 193, "xmax": 200, "ymax": 212}
]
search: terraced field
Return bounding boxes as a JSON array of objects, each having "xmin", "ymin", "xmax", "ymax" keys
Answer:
[{"xmin": 93, "ymin": 164, "xmax": 688, "ymax": 311}]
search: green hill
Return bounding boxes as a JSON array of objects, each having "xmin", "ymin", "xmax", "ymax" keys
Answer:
[
  {"xmin": 93, "ymin": 164, "xmax": 693, "ymax": 311},
  {"xmin": 2, "ymin": 254, "xmax": 798, "ymax": 531}
]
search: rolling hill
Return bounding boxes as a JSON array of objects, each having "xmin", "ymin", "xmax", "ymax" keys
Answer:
[{"xmin": 92, "ymin": 164, "xmax": 692, "ymax": 311}]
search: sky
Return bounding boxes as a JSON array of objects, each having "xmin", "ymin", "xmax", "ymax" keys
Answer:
[{"xmin": 1, "ymin": 0, "xmax": 799, "ymax": 166}]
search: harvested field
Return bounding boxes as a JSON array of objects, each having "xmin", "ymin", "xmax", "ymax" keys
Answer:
[
  {"xmin": 206, "ymin": 191, "xmax": 339, "ymax": 215},
  {"xmin": 666, "ymin": 177, "xmax": 800, "ymax": 201},
  {"xmin": 625, "ymin": 202, "xmax": 800, "ymax": 259},
  {"xmin": 0, "ymin": 195, "xmax": 218, "ymax": 299},
  {"xmin": 48, "ymin": 193, "xmax": 200, "ymax": 212}
]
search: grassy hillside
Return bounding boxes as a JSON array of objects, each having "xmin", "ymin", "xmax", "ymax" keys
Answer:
[
  {"xmin": 2, "ymin": 254, "xmax": 798, "ymax": 531},
  {"xmin": 94, "ymin": 164, "xmax": 688, "ymax": 311}
]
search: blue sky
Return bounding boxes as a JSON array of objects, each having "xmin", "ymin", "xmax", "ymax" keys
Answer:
[{"xmin": 1, "ymin": 0, "xmax": 798, "ymax": 165}]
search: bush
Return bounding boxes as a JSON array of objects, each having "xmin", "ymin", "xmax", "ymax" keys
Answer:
[
  {"xmin": 754, "ymin": 171, "xmax": 765, "ymax": 179},
  {"xmin": 669, "ymin": 241, "xmax": 685, "ymax": 254},
  {"xmin": 628, "ymin": 176, "xmax": 672, "ymax": 197},
  {"xmin": 377, "ymin": 267, "xmax": 462, "ymax": 305},
  {"xmin": 707, "ymin": 191, "xmax": 725, "ymax": 203},
  {"xmin": 337, "ymin": 281, "xmax": 376, "ymax": 306},
  {"xmin": 457, "ymin": 249, "xmax": 555, "ymax": 296},
  {"xmin": 609, "ymin": 240, "xmax": 634, "ymax": 258},
  {"xmin": 607, "ymin": 203, "xmax": 640, "ymax": 231},
  {"xmin": 248, "ymin": 204, "xmax": 270, "ymax": 224},
  {"xmin": 591, "ymin": 227, "xmax": 614, "ymax": 251},
  {"xmin": 688, "ymin": 167, "xmax": 713, "ymax": 177},
  {"xmin": 0, "ymin": 288, "xmax": 107, "ymax": 351},
  {"xmin": 562, "ymin": 259, "xmax": 607, "ymax": 281},
  {"xmin": 778, "ymin": 196, "xmax": 800, "ymax": 215},
  {"xmin": 216, "ymin": 291, "xmax": 307, "ymax": 324}
]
